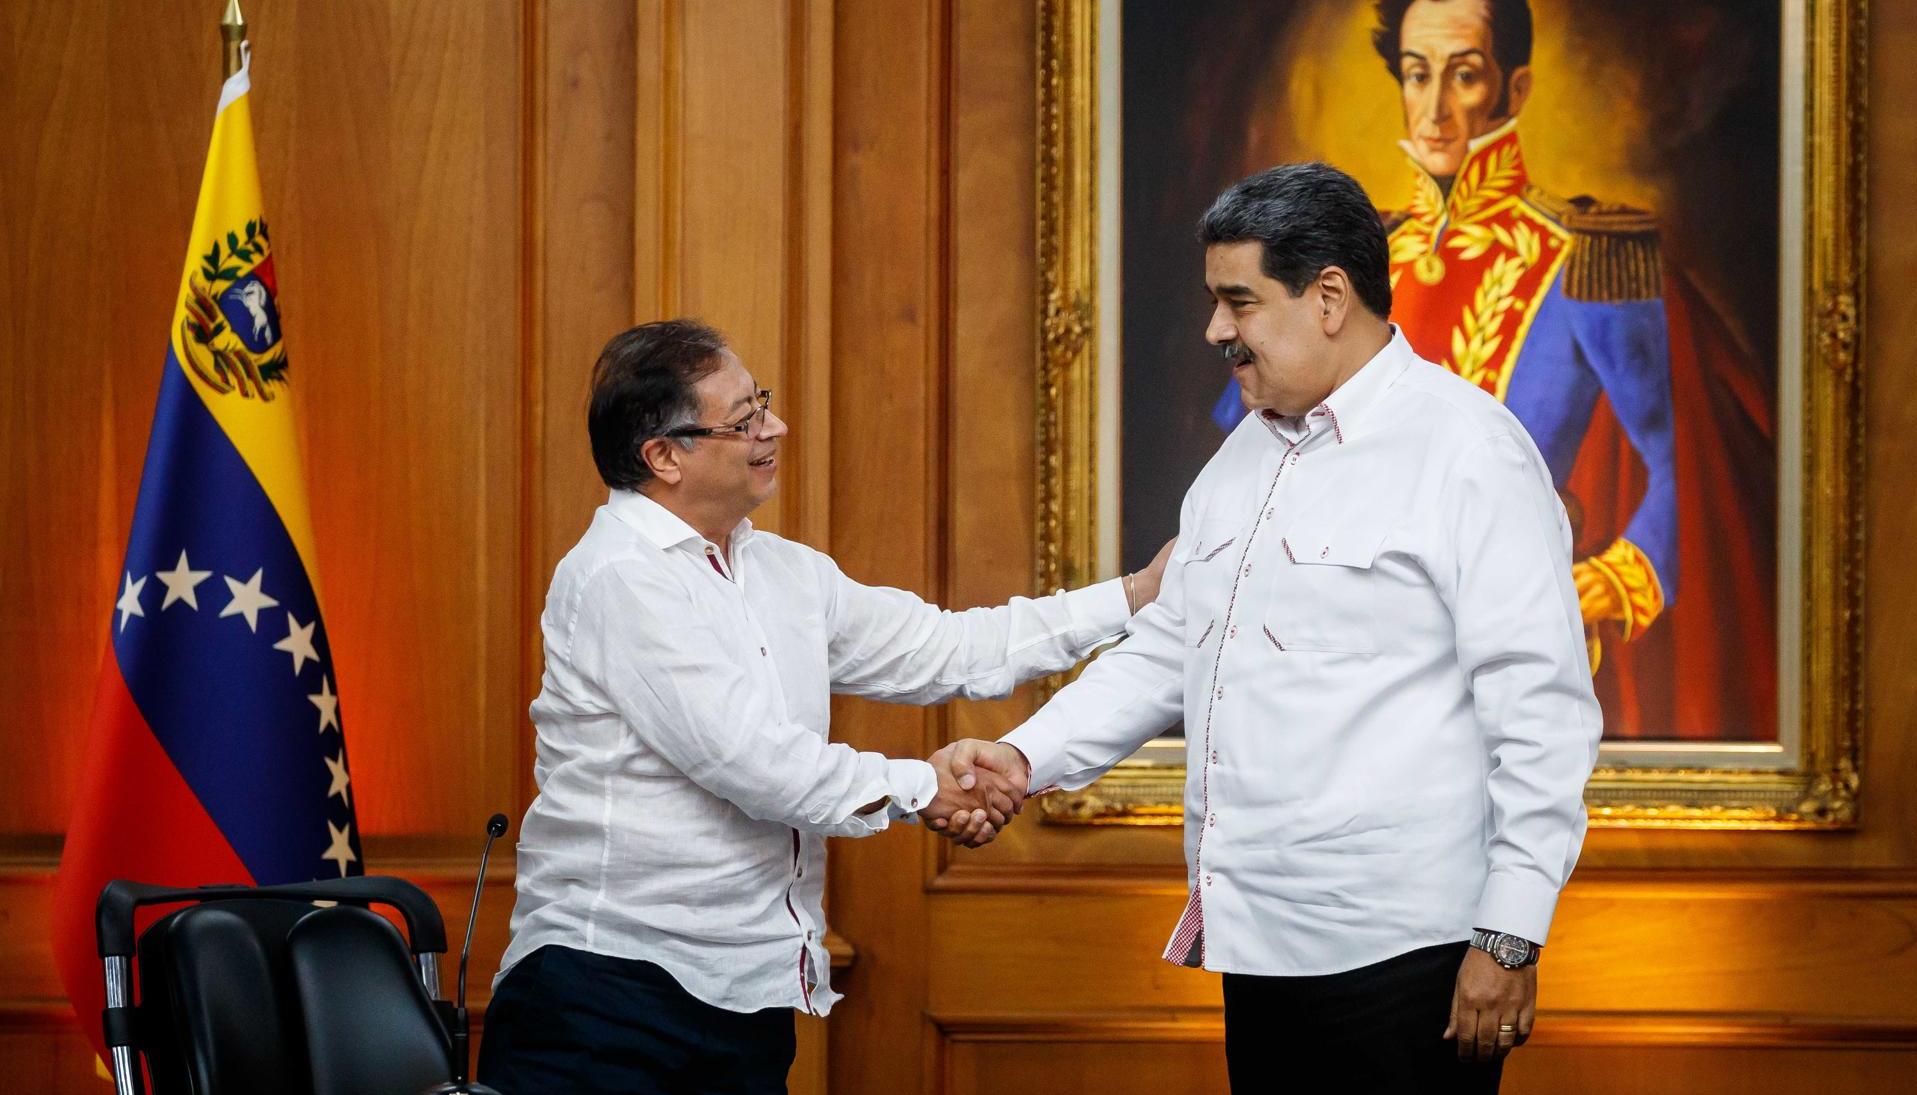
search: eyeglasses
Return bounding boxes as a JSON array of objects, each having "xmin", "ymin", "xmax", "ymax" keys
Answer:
[{"xmin": 667, "ymin": 389, "xmax": 772, "ymax": 440}]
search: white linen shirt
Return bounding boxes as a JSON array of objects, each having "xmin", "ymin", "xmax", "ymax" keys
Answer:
[
  {"xmin": 501, "ymin": 490, "xmax": 1130, "ymax": 1014},
  {"xmin": 1003, "ymin": 329, "xmax": 1602, "ymax": 977}
]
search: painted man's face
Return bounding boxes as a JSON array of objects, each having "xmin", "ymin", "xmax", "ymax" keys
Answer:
[{"xmin": 1395, "ymin": 0, "xmax": 1530, "ymax": 180}]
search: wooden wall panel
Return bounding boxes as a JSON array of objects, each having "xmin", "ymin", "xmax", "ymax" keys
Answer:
[
  {"xmin": 823, "ymin": 2, "xmax": 947, "ymax": 1094},
  {"xmin": 260, "ymin": 0, "xmax": 526, "ymax": 839}
]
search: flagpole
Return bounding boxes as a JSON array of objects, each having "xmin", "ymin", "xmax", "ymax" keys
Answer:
[{"xmin": 221, "ymin": 0, "xmax": 246, "ymax": 78}]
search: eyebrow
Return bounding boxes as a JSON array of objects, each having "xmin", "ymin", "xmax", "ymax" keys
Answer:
[
  {"xmin": 1209, "ymin": 283, "xmax": 1258, "ymax": 299},
  {"xmin": 1400, "ymin": 48, "xmax": 1489, "ymax": 66}
]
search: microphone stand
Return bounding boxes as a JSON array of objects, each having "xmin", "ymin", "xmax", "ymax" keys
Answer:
[{"xmin": 423, "ymin": 813, "xmax": 508, "ymax": 1095}]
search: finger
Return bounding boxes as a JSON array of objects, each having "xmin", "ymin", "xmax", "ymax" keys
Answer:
[
  {"xmin": 956, "ymin": 808, "xmax": 988, "ymax": 843},
  {"xmin": 1474, "ymin": 1012, "xmax": 1499, "ymax": 1064},
  {"xmin": 1453, "ymin": 1007, "xmax": 1475, "ymax": 1061},
  {"xmin": 1517, "ymin": 1002, "xmax": 1535, "ymax": 1046},
  {"xmin": 985, "ymin": 790, "xmax": 1016, "ymax": 821},
  {"xmin": 1494, "ymin": 1017, "xmax": 1518, "ymax": 1059},
  {"xmin": 949, "ymin": 740, "xmax": 980, "ymax": 791},
  {"xmin": 966, "ymin": 823, "xmax": 997, "ymax": 848}
]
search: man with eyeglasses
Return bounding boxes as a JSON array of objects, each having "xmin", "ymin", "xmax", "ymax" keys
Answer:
[{"xmin": 478, "ymin": 319, "xmax": 1170, "ymax": 1094}]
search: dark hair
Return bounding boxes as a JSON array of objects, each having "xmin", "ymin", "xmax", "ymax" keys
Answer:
[
  {"xmin": 587, "ymin": 319, "xmax": 728, "ymax": 490},
  {"xmin": 1372, "ymin": 0, "xmax": 1533, "ymax": 116},
  {"xmin": 1196, "ymin": 162, "xmax": 1393, "ymax": 320}
]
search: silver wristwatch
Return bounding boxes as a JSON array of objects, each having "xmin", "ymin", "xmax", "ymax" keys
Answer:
[{"xmin": 1470, "ymin": 928, "xmax": 1541, "ymax": 969}]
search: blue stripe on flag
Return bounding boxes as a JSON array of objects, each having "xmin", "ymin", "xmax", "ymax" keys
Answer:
[{"xmin": 113, "ymin": 352, "xmax": 360, "ymax": 883}]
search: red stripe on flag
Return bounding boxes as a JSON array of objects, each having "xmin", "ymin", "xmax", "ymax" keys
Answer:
[{"xmin": 51, "ymin": 662, "xmax": 255, "ymax": 1062}]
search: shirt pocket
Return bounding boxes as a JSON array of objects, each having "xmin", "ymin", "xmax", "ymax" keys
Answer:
[
  {"xmin": 1180, "ymin": 518, "xmax": 1243, "ymax": 648},
  {"xmin": 1265, "ymin": 512, "xmax": 1390, "ymax": 654}
]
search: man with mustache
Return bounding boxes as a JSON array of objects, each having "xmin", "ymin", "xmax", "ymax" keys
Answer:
[
  {"xmin": 949, "ymin": 163, "xmax": 1601, "ymax": 1091},
  {"xmin": 479, "ymin": 319, "xmax": 1168, "ymax": 1094}
]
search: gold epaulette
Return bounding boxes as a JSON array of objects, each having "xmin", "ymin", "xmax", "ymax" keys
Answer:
[{"xmin": 1524, "ymin": 185, "xmax": 1663, "ymax": 303}]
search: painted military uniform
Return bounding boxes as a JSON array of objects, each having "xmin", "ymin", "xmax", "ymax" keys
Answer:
[{"xmin": 1383, "ymin": 120, "xmax": 1673, "ymax": 663}]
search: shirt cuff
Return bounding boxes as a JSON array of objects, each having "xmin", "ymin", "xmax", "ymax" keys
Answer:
[
  {"xmin": 998, "ymin": 721, "xmax": 1066, "ymax": 796},
  {"xmin": 1054, "ymin": 577, "xmax": 1132, "ymax": 645},
  {"xmin": 882, "ymin": 758, "xmax": 938, "ymax": 820},
  {"xmin": 1474, "ymin": 870, "xmax": 1564, "ymax": 946}
]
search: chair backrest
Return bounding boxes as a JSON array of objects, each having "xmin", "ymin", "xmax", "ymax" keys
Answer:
[
  {"xmin": 288, "ymin": 906, "xmax": 455, "ymax": 1095},
  {"xmin": 138, "ymin": 901, "xmax": 317, "ymax": 1095},
  {"xmin": 122, "ymin": 883, "xmax": 454, "ymax": 1095}
]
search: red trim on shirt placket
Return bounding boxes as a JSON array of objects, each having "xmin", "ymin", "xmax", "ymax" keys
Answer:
[
  {"xmin": 1165, "ymin": 431, "xmax": 1300, "ymax": 968},
  {"xmin": 783, "ymin": 829, "xmax": 814, "ymax": 1013}
]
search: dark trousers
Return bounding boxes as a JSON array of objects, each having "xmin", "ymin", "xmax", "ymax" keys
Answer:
[
  {"xmin": 476, "ymin": 945, "xmax": 796, "ymax": 1095},
  {"xmin": 1223, "ymin": 941, "xmax": 1503, "ymax": 1094}
]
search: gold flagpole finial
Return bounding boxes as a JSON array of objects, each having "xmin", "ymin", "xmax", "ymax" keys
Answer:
[{"xmin": 220, "ymin": 0, "xmax": 247, "ymax": 79}]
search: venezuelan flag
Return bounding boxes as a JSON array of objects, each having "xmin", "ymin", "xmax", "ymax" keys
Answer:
[{"xmin": 50, "ymin": 46, "xmax": 361, "ymax": 1060}]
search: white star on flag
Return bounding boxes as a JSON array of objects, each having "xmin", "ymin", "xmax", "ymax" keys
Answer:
[
  {"xmin": 273, "ymin": 611, "xmax": 320, "ymax": 676},
  {"xmin": 115, "ymin": 573, "xmax": 148, "ymax": 633},
  {"xmin": 322, "ymin": 820, "xmax": 357, "ymax": 877},
  {"xmin": 219, "ymin": 568, "xmax": 280, "ymax": 632},
  {"xmin": 309, "ymin": 675, "xmax": 340, "ymax": 734},
  {"xmin": 155, "ymin": 550, "xmax": 212, "ymax": 611},
  {"xmin": 324, "ymin": 751, "xmax": 351, "ymax": 807}
]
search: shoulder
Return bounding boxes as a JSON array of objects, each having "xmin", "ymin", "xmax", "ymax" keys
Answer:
[
  {"xmin": 1387, "ymin": 357, "xmax": 1538, "ymax": 460},
  {"xmin": 1523, "ymin": 184, "xmax": 1663, "ymax": 303}
]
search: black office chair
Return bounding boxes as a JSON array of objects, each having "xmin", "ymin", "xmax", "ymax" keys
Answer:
[{"xmin": 95, "ymin": 876, "xmax": 460, "ymax": 1095}]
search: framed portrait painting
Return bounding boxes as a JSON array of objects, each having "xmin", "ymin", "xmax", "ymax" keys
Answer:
[{"xmin": 1033, "ymin": 0, "xmax": 1865, "ymax": 828}]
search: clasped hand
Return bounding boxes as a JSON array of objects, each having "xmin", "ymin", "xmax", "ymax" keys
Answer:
[{"xmin": 917, "ymin": 739, "xmax": 1031, "ymax": 848}]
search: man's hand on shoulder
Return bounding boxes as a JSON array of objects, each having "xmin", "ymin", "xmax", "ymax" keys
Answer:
[{"xmin": 921, "ymin": 739, "xmax": 1032, "ymax": 848}]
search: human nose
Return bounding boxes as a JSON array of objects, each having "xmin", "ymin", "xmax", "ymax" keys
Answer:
[
  {"xmin": 758, "ymin": 408, "xmax": 789, "ymax": 441},
  {"xmin": 1205, "ymin": 303, "xmax": 1236, "ymax": 347}
]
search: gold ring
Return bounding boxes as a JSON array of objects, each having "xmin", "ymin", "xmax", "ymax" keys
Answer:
[{"xmin": 1498, "ymin": 1025, "xmax": 1516, "ymax": 1033}]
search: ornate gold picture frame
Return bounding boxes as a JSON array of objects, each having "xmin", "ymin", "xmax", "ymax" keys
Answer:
[{"xmin": 1034, "ymin": 0, "xmax": 1865, "ymax": 829}]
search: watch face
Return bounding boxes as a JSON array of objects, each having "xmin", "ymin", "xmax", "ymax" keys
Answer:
[{"xmin": 1492, "ymin": 934, "xmax": 1531, "ymax": 967}]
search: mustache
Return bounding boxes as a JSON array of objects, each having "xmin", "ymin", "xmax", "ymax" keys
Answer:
[{"xmin": 1221, "ymin": 341, "xmax": 1254, "ymax": 367}]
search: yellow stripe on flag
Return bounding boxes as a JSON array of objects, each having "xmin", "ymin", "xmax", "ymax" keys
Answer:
[{"xmin": 166, "ymin": 55, "xmax": 323, "ymax": 594}]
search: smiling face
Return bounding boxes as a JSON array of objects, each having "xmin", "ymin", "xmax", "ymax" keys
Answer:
[
  {"xmin": 674, "ymin": 350, "xmax": 788, "ymax": 516},
  {"xmin": 1395, "ymin": 0, "xmax": 1530, "ymax": 180},
  {"xmin": 1203, "ymin": 241, "xmax": 1344, "ymax": 417}
]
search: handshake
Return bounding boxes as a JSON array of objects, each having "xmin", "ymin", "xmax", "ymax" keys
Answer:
[{"xmin": 916, "ymin": 739, "xmax": 1033, "ymax": 848}]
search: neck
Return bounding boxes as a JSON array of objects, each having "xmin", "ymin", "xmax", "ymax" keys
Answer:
[
  {"xmin": 1327, "ymin": 320, "xmax": 1394, "ymax": 395},
  {"xmin": 640, "ymin": 485, "xmax": 747, "ymax": 557}
]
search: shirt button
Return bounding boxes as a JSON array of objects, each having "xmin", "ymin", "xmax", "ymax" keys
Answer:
[
  {"xmin": 806, "ymin": 930, "xmax": 814, "ymax": 940},
  {"xmin": 1266, "ymin": 509, "xmax": 1274, "ymax": 520},
  {"xmin": 1228, "ymin": 626, "xmax": 1238, "ymax": 639},
  {"xmin": 1205, "ymin": 874, "xmax": 1213, "ymax": 886},
  {"xmin": 1208, "ymin": 814, "xmax": 1216, "ymax": 827},
  {"xmin": 1211, "ymin": 751, "xmax": 1219, "ymax": 764},
  {"xmin": 796, "ymin": 866, "xmax": 804, "ymax": 877},
  {"xmin": 1215, "ymin": 687, "xmax": 1225, "ymax": 699},
  {"xmin": 760, "ymin": 646, "xmax": 768, "ymax": 656},
  {"xmin": 1242, "ymin": 564, "xmax": 1252, "ymax": 576}
]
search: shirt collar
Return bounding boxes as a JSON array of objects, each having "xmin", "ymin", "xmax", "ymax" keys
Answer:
[
  {"xmin": 1258, "ymin": 326, "xmax": 1413, "ymax": 448},
  {"xmin": 606, "ymin": 489, "xmax": 753, "ymax": 553}
]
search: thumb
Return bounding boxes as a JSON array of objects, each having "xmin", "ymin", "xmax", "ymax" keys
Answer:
[{"xmin": 950, "ymin": 739, "xmax": 980, "ymax": 791}]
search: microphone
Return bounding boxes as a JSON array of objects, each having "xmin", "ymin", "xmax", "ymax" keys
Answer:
[{"xmin": 422, "ymin": 812, "xmax": 509, "ymax": 1095}]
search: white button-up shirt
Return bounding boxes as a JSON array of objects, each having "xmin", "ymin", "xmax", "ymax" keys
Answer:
[
  {"xmin": 1004, "ymin": 329, "xmax": 1601, "ymax": 977},
  {"xmin": 501, "ymin": 490, "xmax": 1130, "ymax": 1013}
]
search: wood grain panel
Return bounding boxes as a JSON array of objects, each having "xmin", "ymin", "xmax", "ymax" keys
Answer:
[
  {"xmin": 822, "ymin": 2, "xmax": 948, "ymax": 1094},
  {"xmin": 0, "ymin": 1, "xmax": 206, "ymax": 837},
  {"xmin": 258, "ymin": 0, "xmax": 525, "ymax": 837}
]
